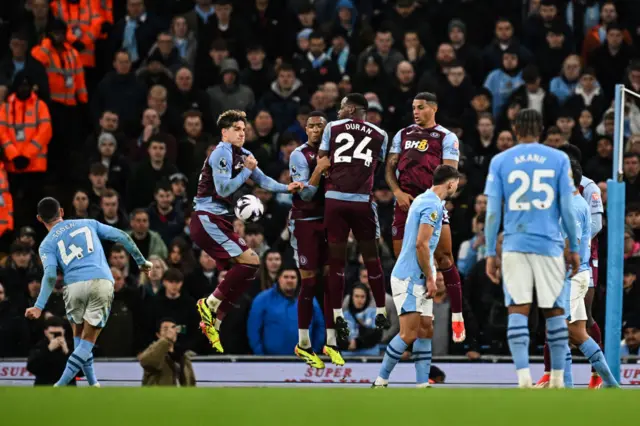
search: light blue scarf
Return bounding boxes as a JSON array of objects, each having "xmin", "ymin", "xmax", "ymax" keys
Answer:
[
  {"xmin": 327, "ymin": 46, "xmax": 349, "ymax": 74},
  {"xmin": 123, "ymin": 17, "xmax": 139, "ymax": 62}
]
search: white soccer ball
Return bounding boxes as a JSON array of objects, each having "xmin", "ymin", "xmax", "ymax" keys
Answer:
[{"xmin": 234, "ymin": 195, "xmax": 264, "ymax": 222}]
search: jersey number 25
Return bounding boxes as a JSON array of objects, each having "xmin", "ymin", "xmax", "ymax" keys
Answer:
[
  {"xmin": 508, "ymin": 169, "xmax": 555, "ymax": 211},
  {"xmin": 57, "ymin": 227, "xmax": 95, "ymax": 266},
  {"xmin": 334, "ymin": 133, "xmax": 373, "ymax": 167}
]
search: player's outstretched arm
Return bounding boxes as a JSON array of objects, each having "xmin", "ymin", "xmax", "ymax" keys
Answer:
[
  {"xmin": 290, "ymin": 150, "xmax": 320, "ymax": 201},
  {"xmin": 250, "ymin": 166, "xmax": 293, "ymax": 193},
  {"xmin": 416, "ymin": 223, "xmax": 437, "ymax": 297},
  {"xmin": 95, "ymin": 221, "xmax": 148, "ymax": 266},
  {"xmin": 26, "ymin": 243, "xmax": 58, "ymax": 318},
  {"xmin": 32, "ymin": 265, "xmax": 57, "ymax": 312},
  {"xmin": 212, "ymin": 149, "xmax": 253, "ymax": 197}
]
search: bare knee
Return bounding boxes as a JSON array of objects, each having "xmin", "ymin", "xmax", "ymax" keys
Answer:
[
  {"xmin": 418, "ymin": 318, "xmax": 434, "ymax": 339},
  {"xmin": 542, "ymin": 307, "xmax": 565, "ymax": 319},
  {"xmin": 81, "ymin": 323, "xmax": 101, "ymax": 344},
  {"xmin": 568, "ymin": 322, "xmax": 588, "ymax": 346},
  {"xmin": 399, "ymin": 328, "xmax": 418, "ymax": 344},
  {"xmin": 300, "ymin": 269, "xmax": 316, "ymax": 280},
  {"xmin": 508, "ymin": 304, "xmax": 530, "ymax": 317},
  {"xmin": 236, "ymin": 249, "xmax": 260, "ymax": 266}
]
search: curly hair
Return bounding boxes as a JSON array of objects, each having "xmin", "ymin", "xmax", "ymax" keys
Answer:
[{"xmin": 217, "ymin": 109, "xmax": 247, "ymax": 129}]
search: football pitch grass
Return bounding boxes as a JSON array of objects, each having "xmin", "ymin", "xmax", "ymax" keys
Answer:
[{"xmin": 0, "ymin": 387, "xmax": 635, "ymax": 426}]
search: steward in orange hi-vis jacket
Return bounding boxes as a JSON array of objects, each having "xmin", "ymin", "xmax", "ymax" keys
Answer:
[
  {"xmin": 50, "ymin": 0, "xmax": 104, "ymax": 69},
  {"xmin": 0, "ymin": 163, "xmax": 14, "ymax": 238},
  {"xmin": 0, "ymin": 74, "xmax": 53, "ymax": 174},
  {"xmin": 31, "ymin": 19, "xmax": 88, "ymax": 107}
]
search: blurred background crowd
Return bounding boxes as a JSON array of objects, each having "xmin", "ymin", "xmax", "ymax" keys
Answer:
[{"xmin": 0, "ymin": 0, "xmax": 639, "ymax": 365}]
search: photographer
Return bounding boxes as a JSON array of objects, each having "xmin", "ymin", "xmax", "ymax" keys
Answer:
[
  {"xmin": 140, "ymin": 318, "xmax": 196, "ymax": 386},
  {"xmin": 26, "ymin": 316, "xmax": 76, "ymax": 386}
]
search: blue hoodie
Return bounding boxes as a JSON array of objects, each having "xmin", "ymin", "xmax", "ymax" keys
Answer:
[
  {"xmin": 247, "ymin": 285, "xmax": 324, "ymax": 354},
  {"xmin": 484, "ymin": 68, "xmax": 523, "ymax": 117}
]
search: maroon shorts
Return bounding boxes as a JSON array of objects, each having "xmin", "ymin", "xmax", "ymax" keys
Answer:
[
  {"xmin": 324, "ymin": 198, "xmax": 380, "ymax": 244},
  {"xmin": 289, "ymin": 218, "xmax": 328, "ymax": 270},
  {"xmin": 392, "ymin": 202, "xmax": 449, "ymax": 241},
  {"xmin": 189, "ymin": 211, "xmax": 248, "ymax": 271}
]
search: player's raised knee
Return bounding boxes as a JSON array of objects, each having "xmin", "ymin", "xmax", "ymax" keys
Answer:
[
  {"xmin": 299, "ymin": 269, "xmax": 316, "ymax": 280},
  {"xmin": 236, "ymin": 249, "xmax": 260, "ymax": 266}
]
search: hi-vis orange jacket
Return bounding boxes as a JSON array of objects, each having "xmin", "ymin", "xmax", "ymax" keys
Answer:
[
  {"xmin": 0, "ymin": 165, "xmax": 14, "ymax": 236},
  {"xmin": 31, "ymin": 38, "xmax": 88, "ymax": 106},
  {"xmin": 0, "ymin": 92, "xmax": 53, "ymax": 173},
  {"xmin": 98, "ymin": 0, "xmax": 113, "ymax": 24},
  {"xmin": 50, "ymin": 0, "xmax": 104, "ymax": 68}
]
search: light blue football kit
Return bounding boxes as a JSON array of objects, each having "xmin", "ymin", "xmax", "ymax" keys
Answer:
[
  {"xmin": 484, "ymin": 142, "xmax": 579, "ymax": 382},
  {"xmin": 560, "ymin": 194, "xmax": 619, "ymax": 388},
  {"xmin": 377, "ymin": 189, "xmax": 445, "ymax": 387},
  {"xmin": 37, "ymin": 219, "xmax": 148, "ymax": 387}
]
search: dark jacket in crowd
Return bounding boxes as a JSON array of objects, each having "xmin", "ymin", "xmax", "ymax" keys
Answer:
[
  {"xmin": 589, "ymin": 42, "xmax": 636, "ymax": 102},
  {"xmin": 127, "ymin": 160, "xmax": 179, "ymax": 210},
  {"xmin": 110, "ymin": 13, "xmax": 167, "ymax": 67},
  {"xmin": 239, "ymin": 61, "xmax": 276, "ymax": 101},
  {"xmin": 148, "ymin": 291, "xmax": 201, "ymax": 351},
  {"xmin": 482, "ymin": 38, "xmax": 533, "ymax": 75},
  {"xmin": 147, "ymin": 202, "xmax": 185, "ymax": 246},
  {"xmin": 26, "ymin": 338, "xmax": 77, "ymax": 386},
  {"xmin": 0, "ymin": 300, "xmax": 29, "ymax": 357},
  {"xmin": 184, "ymin": 267, "xmax": 217, "ymax": 301},
  {"xmin": 170, "ymin": 86, "xmax": 215, "ymax": 134},
  {"xmin": 96, "ymin": 286, "xmax": 143, "ymax": 357},
  {"xmin": 0, "ymin": 53, "xmax": 49, "ymax": 103},
  {"xmin": 176, "ymin": 133, "xmax": 216, "ymax": 176},
  {"xmin": 257, "ymin": 79, "xmax": 308, "ymax": 132},
  {"xmin": 293, "ymin": 52, "xmax": 341, "ymax": 91},
  {"xmin": 91, "ymin": 71, "xmax": 147, "ymax": 132},
  {"xmin": 88, "ymin": 154, "xmax": 131, "ymax": 197},
  {"xmin": 508, "ymin": 85, "xmax": 559, "ymax": 128}
]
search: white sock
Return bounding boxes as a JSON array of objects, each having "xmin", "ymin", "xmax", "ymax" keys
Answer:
[
  {"xmin": 206, "ymin": 294, "xmax": 222, "ymax": 312},
  {"xmin": 214, "ymin": 318, "xmax": 222, "ymax": 331},
  {"xmin": 516, "ymin": 368, "xmax": 532, "ymax": 388},
  {"xmin": 549, "ymin": 370, "xmax": 565, "ymax": 388},
  {"xmin": 452, "ymin": 312, "xmax": 464, "ymax": 322},
  {"xmin": 298, "ymin": 329, "xmax": 311, "ymax": 348},
  {"xmin": 333, "ymin": 309, "xmax": 343, "ymax": 322},
  {"xmin": 376, "ymin": 307, "xmax": 386, "ymax": 316},
  {"xmin": 326, "ymin": 329, "xmax": 337, "ymax": 346},
  {"xmin": 374, "ymin": 377, "xmax": 388, "ymax": 386}
]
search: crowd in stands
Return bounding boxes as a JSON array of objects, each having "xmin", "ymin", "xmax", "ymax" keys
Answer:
[{"xmin": 0, "ymin": 0, "xmax": 639, "ymax": 361}]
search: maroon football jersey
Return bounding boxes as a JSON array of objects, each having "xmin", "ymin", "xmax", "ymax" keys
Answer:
[
  {"xmin": 195, "ymin": 143, "xmax": 248, "ymax": 208},
  {"xmin": 392, "ymin": 124, "xmax": 459, "ymax": 197},
  {"xmin": 322, "ymin": 118, "xmax": 388, "ymax": 197},
  {"xmin": 290, "ymin": 143, "xmax": 324, "ymax": 219}
]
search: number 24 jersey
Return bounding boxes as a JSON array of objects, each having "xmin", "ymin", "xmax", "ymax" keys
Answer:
[{"xmin": 320, "ymin": 118, "xmax": 388, "ymax": 201}]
